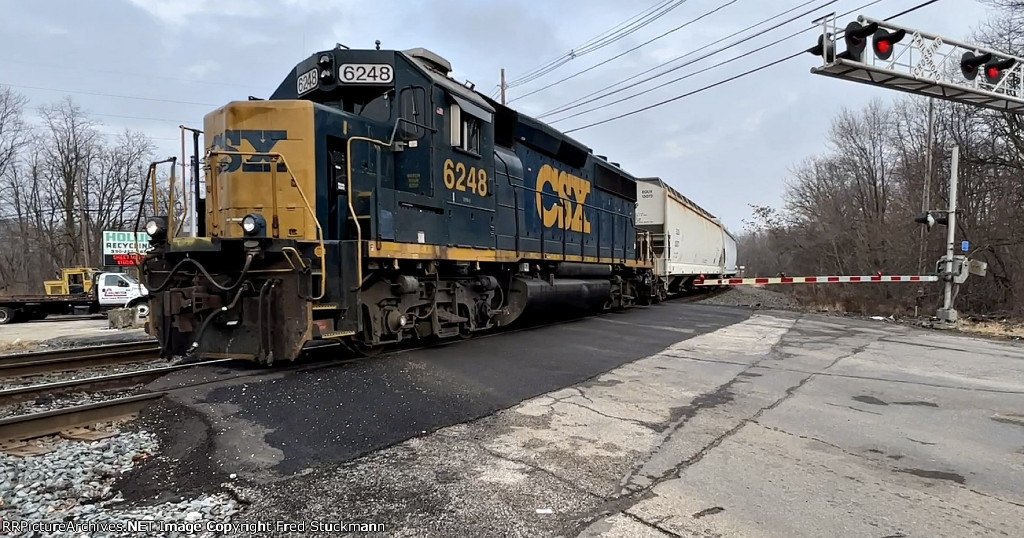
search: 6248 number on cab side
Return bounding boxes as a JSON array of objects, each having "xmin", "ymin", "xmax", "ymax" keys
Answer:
[
  {"xmin": 443, "ymin": 159, "xmax": 488, "ymax": 197},
  {"xmin": 339, "ymin": 64, "xmax": 393, "ymax": 84}
]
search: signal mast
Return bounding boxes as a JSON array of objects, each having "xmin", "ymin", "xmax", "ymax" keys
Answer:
[{"xmin": 803, "ymin": 13, "xmax": 1022, "ymax": 324}]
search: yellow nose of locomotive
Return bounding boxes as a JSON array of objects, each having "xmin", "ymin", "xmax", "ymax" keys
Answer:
[{"xmin": 204, "ymin": 100, "xmax": 318, "ymax": 241}]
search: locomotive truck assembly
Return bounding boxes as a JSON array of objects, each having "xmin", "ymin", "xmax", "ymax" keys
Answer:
[{"xmin": 140, "ymin": 45, "xmax": 736, "ymax": 364}]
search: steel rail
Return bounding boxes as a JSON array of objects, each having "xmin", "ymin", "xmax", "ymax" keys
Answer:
[
  {"xmin": 0, "ymin": 341, "xmax": 161, "ymax": 378},
  {"xmin": 0, "ymin": 393, "xmax": 164, "ymax": 442},
  {"xmin": 0, "ymin": 359, "xmax": 233, "ymax": 407}
]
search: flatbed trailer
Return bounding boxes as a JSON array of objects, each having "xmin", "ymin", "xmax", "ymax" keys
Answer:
[
  {"xmin": 0, "ymin": 294, "xmax": 97, "ymax": 324},
  {"xmin": 0, "ymin": 271, "xmax": 149, "ymax": 325}
]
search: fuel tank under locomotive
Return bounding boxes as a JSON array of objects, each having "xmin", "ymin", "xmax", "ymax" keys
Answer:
[{"xmin": 496, "ymin": 263, "xmax": 631, "ymax": 327}]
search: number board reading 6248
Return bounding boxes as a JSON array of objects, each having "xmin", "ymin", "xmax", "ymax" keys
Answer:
[
  {"xmin": 443, "ymin": 159, "xmax": 489, "ymax": 197},
  {"xmin": 339, "ymin": 64, "xmax": 393, "ymax": 84}
]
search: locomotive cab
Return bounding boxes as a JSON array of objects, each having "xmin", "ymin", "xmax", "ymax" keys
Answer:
[{"xmin": 143, "ymin": 45, "xmax": 653, "ymax": 364}]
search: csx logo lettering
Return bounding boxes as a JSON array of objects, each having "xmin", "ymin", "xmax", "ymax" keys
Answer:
[
  {"xmin": 210, "ymin": 130, "xmax": 288, "ymax": 173},
  {"xmin": 535, "ymin": 164, "xmax": 592, "ymax": 233}
]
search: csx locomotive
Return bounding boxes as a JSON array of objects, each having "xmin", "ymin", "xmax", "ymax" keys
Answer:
[{"xmin": 142, "ymin": 46, "xmax": 660, "ymax": 363}]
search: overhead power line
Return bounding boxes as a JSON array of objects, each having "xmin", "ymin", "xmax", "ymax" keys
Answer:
[
  {"xmin": 0, "ymin": 82, "xmax": 219, "ymax": 107},
  {"xmin": 563, "ymin": 53, "xmax": 801, "ymax": 133},
  {"xmin": 561, "ymin": 0, "xmax": 943, "ymax": 134},
  {"xmin": 885, "ymin": 0, "xmax": 941, "ymax": 19},
  {"xmin": 507, "ymin": 0, "xmax": 678, "ymax": 87},
  {"xmin": 0, "ymin": 57, "xmax": 255, "ymax": 90},
  {"xmin": 508, "ymin": 0, "xmax": 740, "ymax": 103},
  {"xmin": 507, "ymin": 0, "xmax": 687, "ymax": 87},
  {"xmin": 548, "ymin": 0, "xmax": 857, "ymax": 124},
  {"xmin": 539, "ymin": 0, "xmax": 831, "ymax": 119}
]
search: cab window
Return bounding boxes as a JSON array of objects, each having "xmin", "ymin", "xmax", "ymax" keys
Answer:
[
  {"xmin": 449, "ymin": 105, "xmax": 483, "ymax": 155},
  {"xmin": 399, "ymin": 87, "xmax": 426, "ymax": 139},
  {"xmin": 358, "ymin": 90, "xmax": 393, "ymax": 123},
  {"xmin": 104, "ymin": 275, "xmax": 120, "ymax": 287},
  {"xmin": 462, "ymin": 116, "xmax": 481, "ymax": 154}
]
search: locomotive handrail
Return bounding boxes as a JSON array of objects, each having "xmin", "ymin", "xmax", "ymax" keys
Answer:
[
  {"xmin": 344, "ymin": 117, "xmax": 436, "ymax": 289},
  {"xmin": 207, "ymin": 150, "xmax": 327, "ymax": 300}
]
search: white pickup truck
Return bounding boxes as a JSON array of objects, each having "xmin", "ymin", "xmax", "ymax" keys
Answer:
[{"xmin": 0, "ymin": 271, "xmax": 149, "ymax": 325}]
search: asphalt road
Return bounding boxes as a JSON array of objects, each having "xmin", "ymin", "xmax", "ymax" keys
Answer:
[
  {"xmin": 121, "ymin": 305, "xmax": 1024, "ymax": 537},
  {"xmin": 124, "ymin": 302, "xmax": 749, "ymax": 496}
]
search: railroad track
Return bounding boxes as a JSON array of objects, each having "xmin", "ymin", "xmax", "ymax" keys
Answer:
[
  {"xmin": 0, "ymin": 291, "xmax": 734, "ymax": 448},
  {"xmin": 0, "ymin": 359, "xmax": 233, "ymax": 408},
  {"xmin": 0, "ymin": 358, "xmax": 233, "ymax": 445},
  {"xmin": 0, "ymin": 393, "xmax": 164, "ymax": 447},
  {"xmin": 0, "ymin": 340, "xmax": 161, "ymax": 378}
]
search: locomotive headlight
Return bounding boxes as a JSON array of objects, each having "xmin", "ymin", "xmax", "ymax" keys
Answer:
[
  {"xmin": 242, "ymin": 216, "xmax": 257, "ymax": 233},
  {"xmin": 240, "ymin": 213, "xmax": 266, "ymax": 237},
  {"xmin": 145, "ymin": 216, "xmax": 168, "ymax": 241}
]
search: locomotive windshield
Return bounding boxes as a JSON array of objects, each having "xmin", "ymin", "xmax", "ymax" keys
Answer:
[{"xmin": 321, "ymin": 88, "xmax": 395, "ymax": 123}]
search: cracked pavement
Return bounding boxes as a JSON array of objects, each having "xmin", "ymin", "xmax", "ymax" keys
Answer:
[{"xmin": 136, "ymin": 307, "xmax": 1024, "ymax": 537}]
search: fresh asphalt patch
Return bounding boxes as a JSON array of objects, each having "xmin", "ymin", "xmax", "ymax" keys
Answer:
[{"xmin": 115, "ymin": 303, "xmax": 749, "ymax": 500}]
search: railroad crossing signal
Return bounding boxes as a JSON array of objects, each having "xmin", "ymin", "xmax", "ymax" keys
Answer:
[
  {"xmin": 985, "ymin": 57, "xmax": 1016, "ymax": 84},
  {"xmin": 960, "ymin": 51, "xmax": 991, "ymax": 80},
  {"xmin": 838, "ymin": 21, "xmax": 878, "ymax": 62},
  {"xmin": 806, "ymin": 34, "xmax": 835, "ymax": 63},
  {"xmin": 914, "ymin": 211, "xmax": 948, "ymax": 231},
  {"xmin": 808, "ymin": 14, "xmax": 1024, "ymax": 114},
  {"xmin": 872, "ymin": 28, "xmax": 906, "ymax": 61}
]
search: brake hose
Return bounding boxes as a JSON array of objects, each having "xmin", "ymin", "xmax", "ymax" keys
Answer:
[
  {"xmin": 188, "ymin": 282, "xmax": 249, "ymax": 353},
  {"xmin": 144, "ymin": 253, "xmax": 254, "ymax": 293}
]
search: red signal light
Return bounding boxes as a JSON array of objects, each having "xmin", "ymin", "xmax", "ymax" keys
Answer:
[
  {"xmin": 984, "ymin": 57, "xmax": 1016, "ymax": 84},
  {"xmin": 871, "ymin": 28, "xmax": 905, "ymax": 61}
]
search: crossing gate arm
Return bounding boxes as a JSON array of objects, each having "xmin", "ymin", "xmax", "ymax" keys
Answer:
[{"xmin": 694, "ymin": 275, "xmax": 941, "ymax": 286}]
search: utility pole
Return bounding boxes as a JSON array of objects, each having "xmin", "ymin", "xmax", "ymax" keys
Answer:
[
  {"xmin": 917, "ymin": 98, "xmax": 934, "ymax": 274},
  {"xmin": 937, "ymin": 145, "xmax": 959, "ymax": 324},
  {"xmin": 74, "ymin": 164, "xmax": 91, "ymax": 267},
  {"xmin": 500, "ymin": 68, "xmax": 507, "ymax": 105}
]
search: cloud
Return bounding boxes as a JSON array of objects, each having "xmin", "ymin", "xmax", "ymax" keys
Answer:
[
  {"xmin": 3, "ymin": 0, "xmax": 998, "ymax": 234},
  {"xmin": 184, "ymin": 60, "xmax": 220, "ymax": 79},
  {"xmin": 125, "ymin": 0, "xmax": 351, "ymax": 27}
]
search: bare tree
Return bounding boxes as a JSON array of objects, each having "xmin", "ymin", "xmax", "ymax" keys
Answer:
[
  {"xmin": 37, "ymin": 97, "xmax": 102, "ymax": 267},
  {"xmin": 89, "ymin": 130, "xmax": 155, "ymax": 253},
  {"xmin": 0, "ymin": 86, "xmax": 28, "ymax": 189}
]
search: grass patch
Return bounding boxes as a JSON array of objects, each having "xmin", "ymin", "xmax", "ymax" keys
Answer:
[{"xmin": 958, "ymin": 319, "xmax": 1024, "ymax": 340}]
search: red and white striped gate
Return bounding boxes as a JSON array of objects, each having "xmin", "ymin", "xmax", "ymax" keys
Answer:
[{"xmin": 694, "ymin": 275, "xmax": 941, "ymax": 286}]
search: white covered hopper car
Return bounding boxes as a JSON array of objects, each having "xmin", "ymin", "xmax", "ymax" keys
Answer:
[{"xmin": 635, "ymin": 177, "xmax": 738, "ymax": 300}]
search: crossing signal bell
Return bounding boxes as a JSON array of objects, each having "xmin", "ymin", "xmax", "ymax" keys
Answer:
[
  {"xmin": 838, "ymin": 21, "xmax": 879, "ymax": 62},
  {"xmin": 871, "ymin": 28, "xmax": 905, "ymax": 61}
]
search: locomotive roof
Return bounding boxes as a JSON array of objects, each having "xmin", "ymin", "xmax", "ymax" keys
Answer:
[{"xmin": 402, "ymin": 48, "xmax": 496, "ymax": 120}]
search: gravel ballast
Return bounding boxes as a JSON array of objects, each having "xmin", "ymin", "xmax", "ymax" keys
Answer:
[
  {"xmin": 694, "ymin": 285, "xmax": 800, "ymax": 309},
  {"xmin": 1, "ymin": 431, "xmax": 239, "ymax": 538}
]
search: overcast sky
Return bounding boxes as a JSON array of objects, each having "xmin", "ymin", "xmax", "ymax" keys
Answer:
[{"xmin": 0, "ymin": 0, "xmax": 996, "ymax": 233}]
